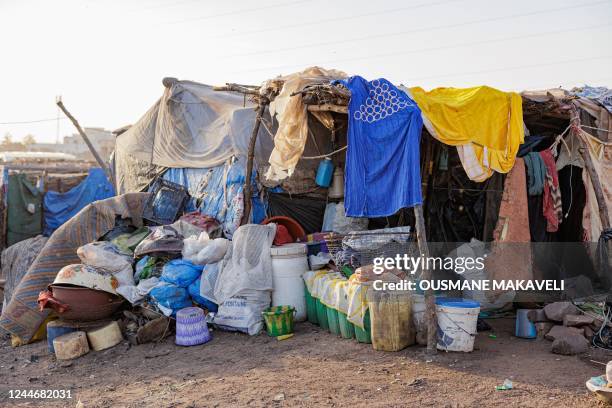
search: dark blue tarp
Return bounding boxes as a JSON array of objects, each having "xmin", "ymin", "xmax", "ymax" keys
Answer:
[{"xmin": 43, "ymin": 168, "xmax": 115, "ymax": 236}]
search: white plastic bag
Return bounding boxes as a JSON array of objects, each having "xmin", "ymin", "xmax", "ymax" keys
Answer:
[
  {"xmin": 116, "ymin": 277, "xmax": 160, "ymax": 304},
  {"xmin": 182, "ymin": 232, "xmax": 229, "ymax": 265},
  {"xmin": 199, "ymin": 262, "xmax": 221, "ymax": 303},
  {"xmin": 77, "ymin": 241, "xmax": 133, "ymax": 272},
  {"xmin": 213, "ymin": 289, "xmax": 270, "ymax": 335},
  {"xmin": 213, "ymin": 224, "xmax": 276, "ymax": 303}
]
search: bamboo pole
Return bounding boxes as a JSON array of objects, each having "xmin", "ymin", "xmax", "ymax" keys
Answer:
[
  {"xmin": 240, "ymin": 102, "xmax": 268, "ymax": 226},
  {"xmin": 413, "ymin": 204, "xmax": 437, "ymax": 354},
  {"xmin": 56, "ymin": 100, "xmax": 110, "ymax": 176}
]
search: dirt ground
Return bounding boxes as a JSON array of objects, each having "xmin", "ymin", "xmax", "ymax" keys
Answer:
[{"xmin": 0, "ymin": 318, "xmax": 609, "ymax": 408}]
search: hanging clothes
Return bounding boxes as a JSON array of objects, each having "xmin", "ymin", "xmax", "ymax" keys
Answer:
[
  {"xmin": 7, "ymin": 173, "xmax": 43, "ymax": 246},
  {"xmin": 540, "ymin": 150, "xmax": 562, "ymax": 233},
  {"xmin": 407, "ymin": 86, "xmax": 524, "ymax": 181},
  {"xmin": 523, "ymin": 152, "xmax": 546, "ymax": 196},
  {"xmin": 339, "ymin": 76, "xmax": 423, "ymax": 217}
]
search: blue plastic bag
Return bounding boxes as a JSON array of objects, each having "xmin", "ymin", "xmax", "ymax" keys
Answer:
[
  {"xmin": 188, "ymin": 279, "xmax": 218, "ymax": 313},
  {"xmin": 161, "ymin": 259, "xmax": 203, "ymax": 287},
  {"xmin": 149, "ymin": 282, "xmax": 191, "ymax": 311}
]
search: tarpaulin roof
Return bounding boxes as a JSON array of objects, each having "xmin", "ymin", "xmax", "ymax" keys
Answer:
[{"xmin": 114, "ymin": 79, "xmax": 275, "ymax": 193}]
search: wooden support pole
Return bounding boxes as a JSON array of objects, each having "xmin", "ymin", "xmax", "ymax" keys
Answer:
[
  {"xmin": 56, "ymin": 100, "xmax": 110, "ymax": 176},
  {"xmin": 413, "ymin": 204, "xmax": 437, "ymax": 354},
  {"xmin": 240, "ymin": 102, "xmax": 268, "ymax": 226}
]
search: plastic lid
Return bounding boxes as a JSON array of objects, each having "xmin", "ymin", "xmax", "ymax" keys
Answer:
[
  {"xmin": 435, "ymin": 297, "xmax": 480, "ymax": 308},
  {"xmin": 270, "ymin": 243, "xmax": 307, "ymax": 256}
]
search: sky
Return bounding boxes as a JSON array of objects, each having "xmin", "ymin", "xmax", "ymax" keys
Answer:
[{"xmin": 0, "ymin": 0, "xmax": 611, "ymax": 143}]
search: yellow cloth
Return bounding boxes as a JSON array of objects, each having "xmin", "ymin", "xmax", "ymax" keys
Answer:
[
  {"xmin": 346, "ymin": 276, "xmax": 371, "ymax": 329},
  {"xmin": 409, "ymin": 86, "xmax": 524, "ymax": 180}
]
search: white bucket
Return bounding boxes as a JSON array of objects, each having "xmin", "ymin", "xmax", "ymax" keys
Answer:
[
  {"xmin": 271, "ymin": 243, "xmax": 309, "ymax": 322},
  {"xmin": 436, "ymin": 299, "xmax": 480, "ymax": 352}
]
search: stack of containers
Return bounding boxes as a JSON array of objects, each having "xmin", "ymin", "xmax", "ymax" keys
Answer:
[{"xmin": 303, "ymin": 270, "xmax": 372, "ymax": 344}]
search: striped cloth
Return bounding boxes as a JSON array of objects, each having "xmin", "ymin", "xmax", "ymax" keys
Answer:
[{"xmin": 0, "ymin": 193, "xmax": 148, "ymax": 342}]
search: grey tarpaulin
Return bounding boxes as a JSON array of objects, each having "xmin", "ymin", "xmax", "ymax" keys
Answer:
[{"xmin": 114, "ymin": 79, "xmax": 275, "ymax": 193}]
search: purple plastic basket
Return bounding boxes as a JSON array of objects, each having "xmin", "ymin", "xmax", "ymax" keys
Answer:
[{"xmin": 175, "ymin": 307, "xmax": 212, "ymax": 346}]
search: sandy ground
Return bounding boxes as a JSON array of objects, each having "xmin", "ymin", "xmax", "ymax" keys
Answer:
[{"xmin": 0, "ymin": 318, "xmax": 609, "ymax": 408}]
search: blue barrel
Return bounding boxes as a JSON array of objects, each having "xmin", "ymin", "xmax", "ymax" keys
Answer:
[
  {"xmin": 47, "ymin": 321, "xmax": 77, "ymax": 353},
  {"xmin": 515, "ymin": 309, "xmax": 537, "ymax": 339},
  {"xmin": 315, "ymin": 158, "xmax": 334, "ymax": 187}
]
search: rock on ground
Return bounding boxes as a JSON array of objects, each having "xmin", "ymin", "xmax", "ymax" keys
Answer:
[
  {"xmin": 545, "ymin": 325, "xmax": 584, "ymax": 341},
  {"xmin": 563, "ymin": 314, "xmax": 594, "ymax": 327},
  {"xmin": 544, "ymin": 302, "xmax": 580, "ymax": 322},
  {"xmin": 551, "ymin": 334, "xmax": 589, "ymax": 355}
]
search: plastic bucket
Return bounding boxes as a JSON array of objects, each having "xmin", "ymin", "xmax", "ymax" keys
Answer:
[
  {"xmin": 304, "ymin": 286, "xmax": 318, "ymax": 325},
  {"xmin": 326, "ymin": 307, "xmax": 341, "ymax": 336},
  {"xmin": 337, "ymin": 312, "xmax": 355, "ymax": 339},
  {"xmin": 354, "ymin": 310, "xmax": 372, "ymax": 344},
  {"xmin": 262, "ymin": 305, "xmax": 295, "ymax": 337},
  {"xmin": 315, "ymin": 299, "xmax": 329, "ymax": 331},
  {"xmin": 436, "ymin": 298, "xmax": 480, "ymax": 352},
  {"xmin": 271, "ymin": 244, "xmax": 308, "ymax": 322},
  {"xmin": 515, "ymin": 309, "xmax": 537, "ymax": 339}
]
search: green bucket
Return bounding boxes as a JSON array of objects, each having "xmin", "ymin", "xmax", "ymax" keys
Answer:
[
  {"xmin": 315, "ymin": 299, "xmax": 329, "ymax": 331},
  {"xmin": 326, "ymin": 307, "xmax": 341, "ymax": 336},
  {"xmin": 354, "ymin": 310, "xmax": 372, "ymax": 344},
  {"xmin": 262, "ymin": 306, "xmax": 295, "ymax": 337},
  {"xmin": 304, "ymin": 286, "xmax": 318, "ymax": 325},
  {"xmin": 338, "ymin": 312, "xmax": 355, "ymax": 339}
]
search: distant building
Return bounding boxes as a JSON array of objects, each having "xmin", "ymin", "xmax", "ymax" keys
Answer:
[{"xmin": 29, "ymin": 127, "xmax": 115, "ymax": 162}]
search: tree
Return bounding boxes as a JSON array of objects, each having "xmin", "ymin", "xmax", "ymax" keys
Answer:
[
  {"xmin": 23, "ymin": 134, "xmax": 36, "ymax": 146},
  {"xmin": 2, "ymin": 132, "xmax": 13, "ymax": 145}
]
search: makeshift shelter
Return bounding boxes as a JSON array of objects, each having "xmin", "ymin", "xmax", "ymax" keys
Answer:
[{"xmin": 0, "ymin": 161, "xmax": 113, "ymax": 249}]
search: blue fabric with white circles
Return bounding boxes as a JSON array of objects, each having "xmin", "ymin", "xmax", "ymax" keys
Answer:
[{"xmin": 338, "ymin": 76, "xmax": 423, "ymax": 217}]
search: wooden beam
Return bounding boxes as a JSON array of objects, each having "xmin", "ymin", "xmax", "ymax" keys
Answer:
[
  {"xmin": 240, "ymin": 102, "xmax": 268, "ymax": 226},
  {"xmin": 413, "ymin": 204, "xmax": 437, "ymax": 354},
  {"xmin": 307, "ymin": 104, "xmax": 348, "ymax": 114},
  {"xmin": 56, "ymin": 100, "xmax": 110, "ymax": 177}
]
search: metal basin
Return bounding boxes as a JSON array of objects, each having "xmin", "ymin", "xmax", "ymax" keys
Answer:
[{"xmin": 49, "ymin": 284, "xmax": 124, "ymax": 321}]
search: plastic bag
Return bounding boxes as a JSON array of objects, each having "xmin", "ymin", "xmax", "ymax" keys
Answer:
[
  {"xmin": 188, "ymin": 279, "xmax": 219, "ymax": 312},
  {"xmin": 199, "ymin": 262, "xmax": 221, "ymax": 304},
  {"xmin": 135, "ymin": 256, "xmax": 166, "ymax": 282},
  {"xmin": 182, "ymin": 232, "xmax": 229, "ymax": 265},
  {"xmin": 213, "ymin": 224, "xmax": 276, "ymax": 303},
  {"xmin": 116, "ymin": 277, "xmax": 160, "ymax": 304},
  {"xmin": 149, "ymin": 281, "xmax": 191, "ymax": 311},
  {"xmin": 161, "ymin": 259, "xmax": 203, "ymax": 288},
  {"xmin": 213, "ymin": 289, "xmax": 270, "ymax": 335},
  {"xmin": 333, "ymin": 202, "xmax": 368, "ymax": 234},
  {"xmin": 77, "ymin": 241, "xmax": 133, "ymax": 272}
]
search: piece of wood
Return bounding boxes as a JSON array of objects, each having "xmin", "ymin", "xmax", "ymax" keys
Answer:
[
  {"xmin": 56, "ymin": 100, "xmax": 110, "ymax": 177},
  {"xmin": 240, "ymin": 102, "xmax": 268, "ymax": 226},
  {"xmin": 413, "ymin": 204, "xmax": 437, "ymax": 354},
  {"xmin": 307, "ymin": 104, "xmax": 348, "ymax": 114},
  {"xmin": 213, "ymin": 83, "xmax": 260, "ymax": 95},
  {"xmin": 53, "ymin": 331, "xmax": 89, "ymax": 360}
]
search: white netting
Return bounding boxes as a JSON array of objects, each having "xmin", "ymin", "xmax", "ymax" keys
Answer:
[{"xmin": 213, "ymin": 223, "xmax": 277, "ymax": 303}]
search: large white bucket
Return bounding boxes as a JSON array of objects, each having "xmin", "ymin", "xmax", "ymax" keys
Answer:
[
  {"xmin": 436, "ymin": 298, "xmax": 480, "ymax": 352},
  {"xmin": 271, "ymin": 243, "xmax": 309, "ymax": 322}
]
